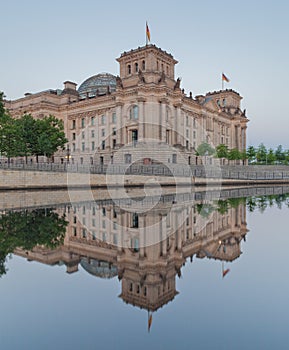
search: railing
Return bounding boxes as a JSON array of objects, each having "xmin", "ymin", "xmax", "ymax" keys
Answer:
[{"xmin": 1, "ymin": 161, "xmax": 289, "ymax": 180}]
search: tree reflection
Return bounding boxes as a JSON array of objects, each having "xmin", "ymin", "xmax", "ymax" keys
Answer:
[{"xmin": 0, "ymin": 209, "xmax": 67, "ymax": 276}]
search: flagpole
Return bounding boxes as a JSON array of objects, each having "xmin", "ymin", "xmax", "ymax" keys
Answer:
[
  {"xmin": 146, "ymin": 21, "xmax": 148, "ymax": 46},
  {"xmin": 222, "ymin": 73, "xmax": 224, "ymax": 91}
]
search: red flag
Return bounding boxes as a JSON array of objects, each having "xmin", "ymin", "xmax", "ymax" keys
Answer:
[
  {"xmin": 146, "ymin": 22, "xmax": 151, "ymax": 43},
  {"xmin": 148, "ymin": 313, "xmax": 153, "ymax": 332},
  {"xmin": 222, "ymin": 73, "xmax": 230, "ymax": 82},
  {"xmin": 222, "ymin": 268, "xmax": 230, "ymax": 278}
]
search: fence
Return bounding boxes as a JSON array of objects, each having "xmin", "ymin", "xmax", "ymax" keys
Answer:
[{"xmin": 1, "ymin": 162, "xmax": 289, "ymax": 180}]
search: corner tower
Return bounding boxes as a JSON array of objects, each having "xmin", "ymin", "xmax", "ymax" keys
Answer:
[{"xmin": 116, "ymin": 44, "xmax": 178, "ymax": 88}]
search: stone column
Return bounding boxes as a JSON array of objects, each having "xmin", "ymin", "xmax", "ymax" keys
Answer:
[
  {"xmin": 139, "ymin": 215, "xmax": 145, "ymax": 258},
  {"xmin": 116, "ymin": 102, "xmax": 123, "ymax": 147},
  {"xmin": 137, "ymin": 98, "xmax": 145, "ymax": 141},
  {"xmin": 160, "ymin": 98, "xmax": 168, "ymax": 143},
  {"xmin": 161, "ymin": 215, "xmax": 167, "ymax": 257}
]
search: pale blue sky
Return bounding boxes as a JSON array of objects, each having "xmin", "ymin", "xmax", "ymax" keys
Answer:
[{"xmin": 1, "ymin": 0, "xmax": 288, "ymax": 148}]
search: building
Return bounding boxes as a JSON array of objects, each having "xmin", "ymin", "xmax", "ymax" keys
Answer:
[
  {"xmin": 5, "ymin": 44, "xmax": 249, "ymax": 165},
  {"xmin": 14, "ymin": 193, "xmax": 248, "ymax": 312}
]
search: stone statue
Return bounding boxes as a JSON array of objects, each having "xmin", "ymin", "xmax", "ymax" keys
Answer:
[
  {"xmin": 116, "ymin": 76, "xmax": 123, "ymax": 89},
  {"xmin": 174, "ymin": 77, "xmax": 181, "ymax": 89},
  {"xmin": 138, "ymin": 69, "xmax": 145, "ymax": 83},
  {"xmin": 158, "ymin": 71, "xmax": 166, "ymax": 84}
]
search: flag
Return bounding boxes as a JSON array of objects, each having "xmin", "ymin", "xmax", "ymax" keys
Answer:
[
  {"xmin": 222, "ymin": 268, "xmax": 230, "ymax": 278},
  {"xmin": 222, "ymin": 73, "xmax": 230, "ymax": 82},
  {"xmin": 148, "ymin": 313, "xmax": 153, "ymax": 332},
  {"xmin": 222, "ymin": 261, "xmax": 230, "ymax": 278},
  {"xmin": 146, "ymin": 22, "xmax": 151, "ymax": 43}
]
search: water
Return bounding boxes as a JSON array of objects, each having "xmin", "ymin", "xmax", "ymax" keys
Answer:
[{"xmin": 1, "ymin": 187, "xmax": 289, "ymax": 350}]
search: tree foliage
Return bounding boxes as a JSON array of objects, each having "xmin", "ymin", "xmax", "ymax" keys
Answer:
[
  {"xmin": 0, "ymin": 209, "xmax": 68, "ymax": 277},
  {"xmin": 196, "ymin": 142, "xmax": 215, "ymax": 156}
]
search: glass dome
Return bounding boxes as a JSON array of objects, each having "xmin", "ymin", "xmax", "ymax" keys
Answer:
[
  {"xmin": 78, "ymin": 72, "xmax": 116, "ymax": 98},
  {"xmin": 80, "ymin": 257, "xmax": 118, "ymax": 279}
]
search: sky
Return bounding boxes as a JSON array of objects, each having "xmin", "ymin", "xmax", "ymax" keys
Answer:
[{"xmin": 1, "ymin": 0, "xmax": 289, "ymax": 148}]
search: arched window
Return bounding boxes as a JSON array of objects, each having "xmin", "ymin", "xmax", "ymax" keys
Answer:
[
  {"xmin": 135, "ymin": 62, "xmax": 138, "ymax": 73},
  {"xmin": 142, "ymin": 60, "xmax": 145, "ymax": 70},
  {"xmin": 157, "ymin": 61, "xmax": 159, "ymax": 70},
  {"xmin": 127, "ymin": 64, "xmax": 131, "ymax": 75},
  {"xmin": 130, "ymin": 105, "xmax": 139, "ymax": 120}
]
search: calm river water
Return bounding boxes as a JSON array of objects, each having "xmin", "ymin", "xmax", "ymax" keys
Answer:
[{"xmin": 1, "ymin": 187, "xmax": 289, "ymax": 350}]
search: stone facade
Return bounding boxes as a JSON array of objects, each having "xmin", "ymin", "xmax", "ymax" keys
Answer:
[
  {"xmin": 14, "ymin": 196, "xmax": 248, "ymax": 312},
  {"xmin": 5, "ymin": 44, "xmax": 248, "ymax": 166}
]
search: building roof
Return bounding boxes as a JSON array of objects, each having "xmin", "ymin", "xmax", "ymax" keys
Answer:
[{"xmin": 78, "ymin": 73, "xmax": 116, "ymax": 98}]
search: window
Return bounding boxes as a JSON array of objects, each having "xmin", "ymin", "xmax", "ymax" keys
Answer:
[
  {"xmin": 127, "ymin": 64, "xmax": 131, "ymax": 75},
  {"xmin": 172, "ymin": 154, "xmax": 177, "ymax": 164},
  {"xmin": 193, "ymin": 131, "xmax": 196, "ymax": 139},
  {"xmin": 73, "ymin": 216, "xmax": 77, "ymax": 224},
  {"xmin": 130, "ymin": 105, "xmax": 139, "ymax": 120},
  {"xmin": 112, "ymin": 139, "xmax": 116, "ymax": 149},
  {"xmin": 101, "ymin": 140, "xmax": 105, "ymax": 150},
  {"xmin": 82, "ymin": 142, "xmax": 85, "ymax": 151},
  {"xmin": 113, "ymin": 234, "xmax": 118, "ymax": 245},
  {"xmin": 112, "ymin": 113, "xmax": 116, "ymax": 124},
  {"xmin": 72, "ymin": 143, "xmax": 76, "ymax": 152},
  {"xmin": 125, "ymin": 153, "xmax": 132, "ymax": 164},
  {"xmin": 91, "ymin": 130, "xmax": 95, "ymax": 138},
  {"xmin": 91, "ymin": 141, "xmax": 95, "ymax": 150},
  {"xmin": 82, "ymin": 131, "xmax": 85, "ymax": 139},
  {"xmin": 142, "ymin": 60, "xmax": 145, "ymax": 70},
  {"xmin": 135, "ymin": 62, "xmax": 138, "ymax": 72},
  {"xmin": 92, "ymin": 207, "xmax": 96, "ymax": 216},
  {"xmin": 91, "ymin": 117, "xmax": 95, "ymax": 126},
  {"xmin": 186, "ymin": 140, "xmax": 189, "ymax": 150},
  {"xmin": 101, "ymin": 115, "xmax": 106, "ymax": 125},
  {"xmin": 72, "ymin": 120, "xmax": 76, "ymax": 129},
  {"xmin": 73, "ymin": 227, "xmax": 77, "ymax": 236},
  {"xmin": 102, "ymin": 232, "xmax": 107, "ymax": 242},
  {"xmin": 92, "ymin": 231, "xmax": 96, "ymax": 240},
  {"xmin": 82, "ymin": 206, "xmax": 86, "ymax": 214},
  {"xmin": 101, "ymin": 129, "xmax": 105, "ymax": 137},
  {"xmin": 82, "ymin": 229, "xmax": 86, "ymax": 238},
  {"xmin": 131, "ymin": 129, "xmax": 138, "ymax": 146},
  {"xmin": 72, "ymin": 132, "xmax": 76, "ymax": 141},
  {"xmin": 102, "ymin": 220, "xmax": 106, "ymax": 229},
  {"xmin": 132, "ymin": 213, "xmax": 139, "ymax": 228},
  {"xmin": 186, "ymin": 129, "xmax": 189, "ymax": 138},
  {"xmin": 186, "ymin": 116, "xmax": 189, "ymax": 126},
  {"xmin": 113, "ymin": 222, "xmax": 117, "ymax": 230},
  {"xmin": 112, "ymin": 127, "xmax": 116, "ymax": 135},
  {"xmin": 81, "ymin": 118, "xmax": 85, "ymax": 128},
  {"xmin": 102, "ymin": 207, "xmax": 106, "ymax": 216},
  {"xmin": 193, "ymin": 118, "xmax": 196, "ymax": 128}
]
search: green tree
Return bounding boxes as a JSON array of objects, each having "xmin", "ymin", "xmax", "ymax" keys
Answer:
[
  {"xmin": 275, "ymin": 145, "xmax": 285, "ymax": 164},
  {"xmin": 228, "ymin": 148, "xmax": 242, "ymax": 161},
  {"xmin": 246, "ymin": 146, "xmax": 256, "ymax": 164},
  {"xmin": 0, "ymin": 208, "xmax": 67, "ymax": 277},
  {"xmin": 196, "ymin": 142, "xmax": 215, "ymax": 156},
  {"xmin": 215, "ymin": 144, "xmax": 228, "ymax": 158},
  {"xmin": 256, "ymin": 143, "xmax": 267, "ymax": 164},
  {"xmin": 33, "ymin": 115, "xmax": 67, "ymax": 162},
  {"xmin": 267, "ymin": 148, "xmax": 276, "ymax": 165}
]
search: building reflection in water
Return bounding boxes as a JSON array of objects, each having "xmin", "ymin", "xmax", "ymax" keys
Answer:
[{"xmin": 13, "ymin": 194, "xmax": 248, "ymax": 316}]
